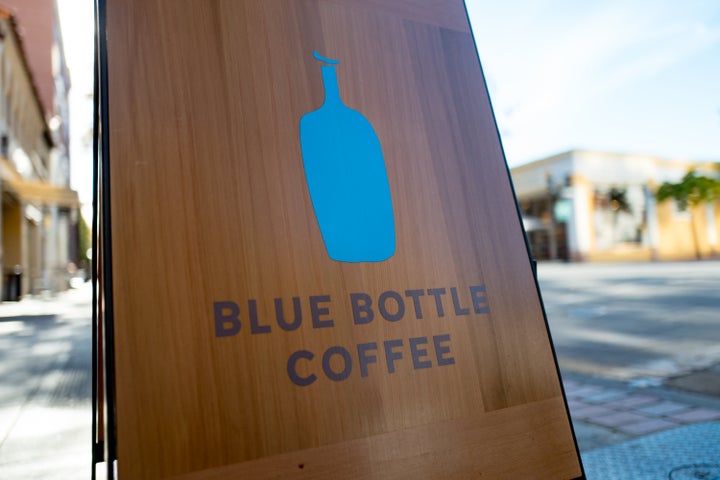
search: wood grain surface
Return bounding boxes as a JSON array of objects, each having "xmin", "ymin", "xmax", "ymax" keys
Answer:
[
  {"xmin": 104, "ymin": 0, "xmax": 583, "ymax": 478},
  {"xmin": 169, "ymin": 398, "xmax": 578, "ymax": 480}
]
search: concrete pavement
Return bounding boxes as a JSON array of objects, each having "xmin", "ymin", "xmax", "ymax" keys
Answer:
[{"xmin": 0, "ymin": 283, "xmax": 93, "ymax": 479}]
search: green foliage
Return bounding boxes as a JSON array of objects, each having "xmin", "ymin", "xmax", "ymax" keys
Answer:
[
  {"xmin": 608, "ymin": 187, "xmax": 632, "ymax": 213},
  {"xmin": 656, "ymin": 170, "xmax": 720, "ymax": 211},
  {"xmin": 77, "ymin": 213, "xmax": 90, "ymax": 263}
]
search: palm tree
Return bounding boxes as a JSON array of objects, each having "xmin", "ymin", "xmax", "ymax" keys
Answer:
[{"xmin": 656, "ymin": 170, "xmax": 720, "ymax": 259}]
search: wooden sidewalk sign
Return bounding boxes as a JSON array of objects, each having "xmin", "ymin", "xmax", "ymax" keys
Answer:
[{"xmin": 96, "ymin": 0, "xmax": 584, "ymax": 478}]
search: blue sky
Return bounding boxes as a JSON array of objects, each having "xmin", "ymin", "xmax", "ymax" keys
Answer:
[
  {"xmin": 59, "ymin": 0, "xmax": 720, "ymax": 206},
  {"xmin": 465, "ymin": 0, "xmax": 720, "ymax": 166}
]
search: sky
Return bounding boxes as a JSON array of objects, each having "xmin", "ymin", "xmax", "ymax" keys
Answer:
[
  {"xmin": 466, "ymin": 0, "xmax": 720, "ymax": 166},
  {"xmin": 56, "ymin": 0, "xmax": 94, "ymax": 212},
  {"xmin": 57, "ymin": 0, "xmax": 720, "ymax": 208}
]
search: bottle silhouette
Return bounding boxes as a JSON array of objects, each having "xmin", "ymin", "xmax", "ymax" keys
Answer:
[{"xmin": 299, "ymin": 51, "xmax": 396, "ymax": 262}]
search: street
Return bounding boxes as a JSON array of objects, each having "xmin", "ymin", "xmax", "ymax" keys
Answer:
[
  {"xmin": 0, "ymin": 261, "xmax": 719, "ymax": 478},
  {"xmin": 538, "ymin": 261, "xmax": 720, "ymax": 384}
]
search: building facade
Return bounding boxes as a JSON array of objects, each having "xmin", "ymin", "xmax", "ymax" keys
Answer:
[
  {"xmin": 0, "ymin": 4, "xmax": 78, "ymax": 299},
  {"xmin": 511, "ymin": 150, "xmax": 719, "ymax": 262}
]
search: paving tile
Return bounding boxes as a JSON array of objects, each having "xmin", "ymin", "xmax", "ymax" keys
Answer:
[
  {"xmin": 572, "ymin": 421, "xmax": 630, "ymax": 452},
  {"xmin": 567, "ymin": 398, "xmax": 590, "ymax": 410},
  {"xmin": 591, "ymin": 411, "xmax": 651, "ymax": 427},
  {"xmin": 562, "ymin": 379, "xmax": 580, "ymax": 390},
  {"xmin": 602, "ymin": 394, "xmax": 660, "ymax": 410},
  {"xmin": 582, "ymin": 389, "xmax": 628, "ymax": 404},
  {"xmin": 667, "ymin": 408, "xmax": 720, "ymax": 423},
  {"xmin": 570, "ymin": 405, "xmax": 615, "ymax": 420},
  {"xmin": 615, "ymin": 418, "xmax": 680, "ymax": 436},
  {"xmin": 565, "ymin": 385, "xmax": 606, "ymax": 399},
  {"xmin": 635, "ymin": 401, "xmax": 690, "ymax": 417}
]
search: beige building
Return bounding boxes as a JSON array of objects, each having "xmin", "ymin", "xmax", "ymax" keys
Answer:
[
  {"xmin": 511, "ymin": 150, "xmax": 719, "ymax": 262},
  {"xmin": 0, "ymin": 6, "xmax": 78, "ymax": 299}
]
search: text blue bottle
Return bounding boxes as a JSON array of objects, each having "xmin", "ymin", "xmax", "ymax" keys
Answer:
[{"xmin": 299, "ymin": 51, "xmax": 396, "ymax": 262}]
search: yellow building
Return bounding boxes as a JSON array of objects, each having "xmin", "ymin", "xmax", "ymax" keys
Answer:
[
  {"xmin": 510, "ymin": 150, "xmax": 719, "ymax": 262},
  {"xmin": 0, "ymin": 7, "xmax": 78, "ymax": 299}
]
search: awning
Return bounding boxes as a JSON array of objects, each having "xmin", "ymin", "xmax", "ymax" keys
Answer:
[{"xmin": 1, "ymin": 158, "xmax": 79, "ymax": 208}]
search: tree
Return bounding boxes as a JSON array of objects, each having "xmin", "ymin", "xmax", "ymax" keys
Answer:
[
  {"xmin": 608, "ymin": 187, "xmax": 632, "ymax": 244},
  {"xmin": 656, "ymin": 170, "xmax": 720, "ymax": 259},
  {"xmin": 77, "ymin": 213, "xmax": 91, "ymax": 272},
  {"xmin": 609, "ymin": 187, "xmax": 632, "ymax": 213}
]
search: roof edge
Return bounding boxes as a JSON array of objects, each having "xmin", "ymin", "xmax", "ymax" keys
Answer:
[{"xmin": 0, "ymin": 6, "xmax": 54, "ymax": 147}]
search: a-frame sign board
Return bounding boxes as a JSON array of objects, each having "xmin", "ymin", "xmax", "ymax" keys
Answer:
[{"xmin": 94, "ymin": 0, "xmax": 584, "ymax": 478}]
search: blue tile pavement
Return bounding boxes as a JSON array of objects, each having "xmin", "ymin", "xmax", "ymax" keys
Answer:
[{"xmin": 581, "ymin": 422, "xmax": 720, "ymax": 479}]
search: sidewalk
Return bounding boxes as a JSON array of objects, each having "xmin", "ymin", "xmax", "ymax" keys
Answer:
[
  {"xmin": 0, "ymin": 284, "xmax": 93, "ymax": 480},
  {"xmin": 563, "ymin": 372, "xmax": 720, "ymax": 478},
  {"xmin": 1, "ymin": 284, "xmax": 719, "ymax": 478}
]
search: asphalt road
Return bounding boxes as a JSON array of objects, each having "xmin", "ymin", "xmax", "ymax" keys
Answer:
[{"xmin": 538, "ymin": 260, "xmax": 720, "ymax": 383}]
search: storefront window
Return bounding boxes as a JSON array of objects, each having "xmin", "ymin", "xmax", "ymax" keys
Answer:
[{"xmin": 593, "ymin": 186, "xmax": 646, "ymax": 249}]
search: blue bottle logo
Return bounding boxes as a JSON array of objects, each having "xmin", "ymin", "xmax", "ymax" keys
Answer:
[{"xmin": 299, "ymin": 51, "xmax": 396, "ymax": 262}]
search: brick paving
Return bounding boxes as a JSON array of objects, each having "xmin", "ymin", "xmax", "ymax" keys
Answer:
[{"xmin": 563, "ymin": 374, "xmax": 720, "ymax": 451}]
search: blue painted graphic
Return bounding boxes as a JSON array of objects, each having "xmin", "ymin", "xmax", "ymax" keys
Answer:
[{"xmin": 300, "ymin": 51, "xmax": 396, "ymax": 262}]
